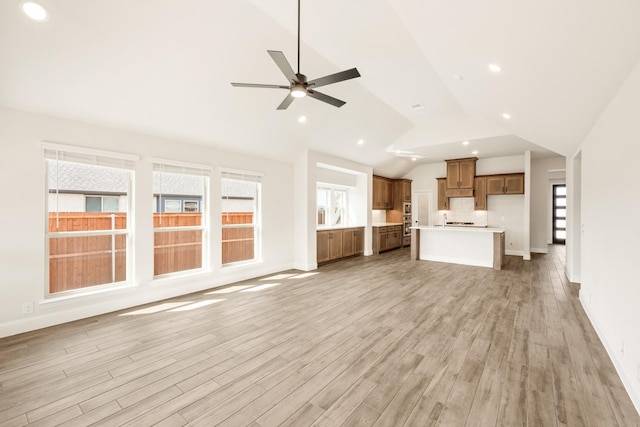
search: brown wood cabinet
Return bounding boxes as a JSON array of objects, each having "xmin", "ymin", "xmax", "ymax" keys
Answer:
[
  {"xmin": 373, "ymin": 225, "xmax": 403, "ymax": 255},
  {"xmin": 437, "ymin": 178, "xmax": 449, "ymax": 210},
  {"xmin": 486, "ymin": 173, "xmax": 524, "ymax": 195},
  {"xmin": 394, "ymin": 179, "xmax": 412, "ymax": 206},
  {"xmin": 342, "ymin": 227, "xmax": 364, "ymax": 258},
  {"xmin": 317, "ymin": 227, "xmax": 364, "ymax": 264},
  {"xmin": 373, "ymin": 175, "xmax": 393, "ymax": 209},
  {"xmin": 474, "ymin": 176, "xmax": 487, "ymax": 210},
  {"xmin": 445, "ymin": 158, "xmax": 476, "ymax": 196}
]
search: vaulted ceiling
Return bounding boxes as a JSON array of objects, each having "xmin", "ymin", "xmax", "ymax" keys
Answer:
[{"xmin": 2, "ymin": 0, "xmax": 640, "ymax": 176}]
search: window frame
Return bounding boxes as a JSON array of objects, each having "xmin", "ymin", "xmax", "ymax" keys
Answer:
[
  {"xmin": 152, "ymin": 159, "xmax": 211, "ymax": 278},
  {"xmin": 43, "ymin": 143, "xmax": 138, "ymax": 298},
  {"xmin": 85, "ymin": 195, "xmax": 120, "ymax": 212},
  {"xmin": 317, "ymin": 183, "xmax": 349, "ymax": 227},
  {"xmin": 221, "ymin": 169, "xmax": 263, "ymax": 266}
]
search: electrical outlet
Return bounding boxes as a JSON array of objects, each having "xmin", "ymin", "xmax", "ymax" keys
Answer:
[{"xmin": 22, "ymin": 301, "xmax": 34, "ymax": 315}]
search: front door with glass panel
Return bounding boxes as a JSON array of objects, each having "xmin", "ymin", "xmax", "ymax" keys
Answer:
[{"xmin": 552, "ymin": 184, "xmax": 566, "ymax": 244}]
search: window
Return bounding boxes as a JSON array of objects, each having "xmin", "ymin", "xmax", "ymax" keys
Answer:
[
  {"xmin": 86, "ymin": 195, "xmax": 120, "ymax": 212},
  {"xmin": 317, "ymin": 185, "xmax": 347, "ymax": 226},
  {"xmin": 44, "ymin": 144, "xmax": 138, "ymax": 295},
  {"xmin": 221, "ymin": 169, "xmax": 262, "ymax": 265},
  {"xmin": 164, "ymin": 199, "xmax": 182, "ymax": 213},
  {"xmin": 184, "ymin": 201, "xmax": 199, "ymax": 212},
  {"xmin": 153, "ymin": 160, "xmax": 210, "ymax": 276}
]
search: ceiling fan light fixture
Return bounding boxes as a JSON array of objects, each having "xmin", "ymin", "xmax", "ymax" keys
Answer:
[{"xmin": 290, "ymin": 85, "xmax": 307, "ymax": 98}]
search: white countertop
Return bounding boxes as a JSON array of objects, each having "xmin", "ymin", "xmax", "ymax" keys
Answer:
[
  {"xmin": 372, "ymin": 223, "xmax": 403, "ymax": 227},
  {"xmin": 316, "ymin": 225, "xmax": 365, "ymax": 231},
  {"xmin": 412, "ymin": 225, "xmax": 504, "ymax": 233}
]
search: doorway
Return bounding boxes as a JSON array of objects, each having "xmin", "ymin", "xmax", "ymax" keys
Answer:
[
  {"xmin": 552, "ymin": 184, "xmax": 566, "ymax": 244},
  {"xmin": 413, "ymin": 191, "xmax": 432, "ymax": 227}
]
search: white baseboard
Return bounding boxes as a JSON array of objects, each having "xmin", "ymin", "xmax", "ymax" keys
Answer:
[
  {"xmin": 505, "ymin": 249, "xmax": 525, "ymax": 257},
  {"xmin": 0, "ymin": 262, "xmax": 295, "ymax": 339},
  {"xmin": 565, "ymin": 266, "xmax": 581, "ymax": 283},
  {"xmin": 531, "ymin": 247, "xmax": 549, "ymax": 254},
  {"xmin": 292, "ymin": 261, "xmax": 317, "ymax": 271},
  {"xmin": 579, "ymin": 292, "xmax": 640, "ymax": 417}
]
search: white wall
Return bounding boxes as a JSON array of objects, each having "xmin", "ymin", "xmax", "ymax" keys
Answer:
[
  {"xmin": 530, "ymin": 156, "xmax": 566, "ymax": 253},
  {"xmin": 0, "ymin": 108, "xmax": 295, "ymax": 337},
  {"xmin": 577, "ymin": 59, "xmax": 640, "ymax": 413},
  {"xmin": 293, "ymin": 151, "xmax": 373, "ymax": 270}
]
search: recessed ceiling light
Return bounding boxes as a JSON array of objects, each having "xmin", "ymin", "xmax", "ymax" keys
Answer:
[
  {"xmin": 298, "ymin": 115, "xmax": 307, "ymax": 123},
  {"xmin": 472, "ymin": 150, "xmax": 479, "ymax": 155},
  {"xmin": 489, "ymin": 63, "xmax": 502, "ymax": 73},
  {"xmin": 20, "ymin": 1, "xmax": 48, "ymax": 22},
  {"xmin": 411, "ymin": 103, "xmax": 424, "ymax": 110},
  {"xmin": 453, "ymin": 74, "xmax": 464, "ymax": 81},
  {"xmin": 411, "ymin": 157, "xmax": 417, "ymax": 162},
  {"xmin": 357, "ymin": 139, "xmax": 364, "ymax": 145},
  {"xmin": 462, "ymin": 141, "xmax": 470, "ymax": 146},
  {"xmin": 502, "ymin": 112, "xmax": 512, "ymax": 119}
]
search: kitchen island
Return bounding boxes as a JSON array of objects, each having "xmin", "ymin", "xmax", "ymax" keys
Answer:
[{"xmin": 410, "ymin": 226, "xmax": 505, "ymax": 270}]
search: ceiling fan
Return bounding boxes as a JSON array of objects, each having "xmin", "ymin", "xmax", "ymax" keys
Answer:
[{"xmin": 231, "ymin": 0, "xmax": 361, "ymax": 110}]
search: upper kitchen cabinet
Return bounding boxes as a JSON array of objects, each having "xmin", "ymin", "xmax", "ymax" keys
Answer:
[
  {"xmin": 393, "ymin": 179, "xmax": 412, "ymax": 210},
  {"xmin": 437, "ymin": 178, "xmax": 449, "ymax": 210},
  {"xmin": 474, "ymin": 176, "xmax": 487, "ymax": 210},
  {"xmin": 372, "ymin": 175, "xmax": 393, "ymax": 209},
  {"xmin": 486, "ymin": 173, "xmax": 525, "ymax": 195},
  {"xmin": 445, "ymin": 157, "xmax": 476, "ymax": 197}
]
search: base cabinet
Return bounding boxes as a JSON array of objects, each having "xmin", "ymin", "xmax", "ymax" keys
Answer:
[
  {"xmin": 373, "ymin": 225, "xmax": 403, "ymax": 255},
  {"xmin": 342, "ymin": 227, "xmax": 365, "ymax": 257},
  {"xmin": 317, "ymin": 227, "xmax": 364, "ymax": 264}
]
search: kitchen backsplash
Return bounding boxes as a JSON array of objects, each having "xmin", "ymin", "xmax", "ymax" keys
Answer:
[
  {"xmin": 372, "ymin": 209, "xmax": 387, "ymax": 224},
  {"xmin": 438, "ymin": 197, "xmax": 488, "ymax": 226}
]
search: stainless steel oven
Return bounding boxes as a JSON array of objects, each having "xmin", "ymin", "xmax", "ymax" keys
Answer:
[
  {"xmin": 403, "ymin": 215, "xmax": 411, "ymax": 236},
  {"xmin": 403, "ymin": 203, "xmax": 411, "ymax": 215}
]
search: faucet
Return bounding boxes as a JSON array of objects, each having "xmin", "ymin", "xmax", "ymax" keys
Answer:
[{"xmin": 443, "ymin": 213, "xmax": 447, "ymax": 228}]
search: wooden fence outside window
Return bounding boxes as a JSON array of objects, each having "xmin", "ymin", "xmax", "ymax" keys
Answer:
[{"xmin": 48, "ymin": 212, "xmax": 254, "ymax": 294}]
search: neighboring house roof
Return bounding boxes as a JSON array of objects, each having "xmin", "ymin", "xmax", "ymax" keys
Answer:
[
  {"xmin": 48, "ymin": 161, "xmax": 129, "ymax": 194},
  {"xmin": 48, "ymin": 160, "xmax": 255, "ymax": 198}
]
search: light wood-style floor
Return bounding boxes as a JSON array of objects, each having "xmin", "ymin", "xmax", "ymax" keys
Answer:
[{"xmin": 1, "ymin": 246, "xmax": 639, "ymax": 426}]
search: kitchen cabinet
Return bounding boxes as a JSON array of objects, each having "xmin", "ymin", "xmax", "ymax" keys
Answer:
[
  {"xmin": 317, "ymin": 227, "xmax": 364, "ymax": 264},
  {"xmin": 445, "ymin": 157, "xmax": 476, "ymax": 197},
  {"xmin": 387, "ymin": 179, "xmax": 412, "ymax": 224},
  {"xmin": 474, "ymin": 176, "xmax": 487, "ymax": 210},
  {"xmin": 373, "ymin": 225, "xmax": 403, "ymax": 255},
  {"xmin": 316, "ymin": 230, "xmax": 343, "ymax": 263},
  {"xmin": 437, "ymin": 178, "xmax": 449, "ymax": 210},
  {"xmin": 342, "ymin": 227, "xmax": 364, "ymax": 258},
  {"xmin": 372, "ymin": 175, "xmax": 393, "ymax": 209},
  {"xmin": 486, "ymin": 173, "xmax": 524, "ymax": 195},
  {"xmin": 393, "ymin": 179, "xmax": 412, "ymax": 206}
]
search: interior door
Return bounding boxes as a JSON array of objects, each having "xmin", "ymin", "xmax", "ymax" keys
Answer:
[{"xmin": 414, "ymin": 191, "xmax": 431, "ymax": 227}]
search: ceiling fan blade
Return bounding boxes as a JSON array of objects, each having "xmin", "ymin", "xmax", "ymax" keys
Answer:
[
  {"xmin": 277, "ymin": 93, "xmax": 295, "ymax": 110},
  {"xmin": 307, "ymin": 68, "xmax": 361, "ymax": 89},
  {"xmin": 231, "ymin": 82, "xmax": 289, "ymax": 89},
  {"xmin": 268, "ymin": 50, "xmax": 298, "ymax": 83},
  {"xmin": 307, "ymin": 90, "xmax": 346, "ymax": 108}
]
